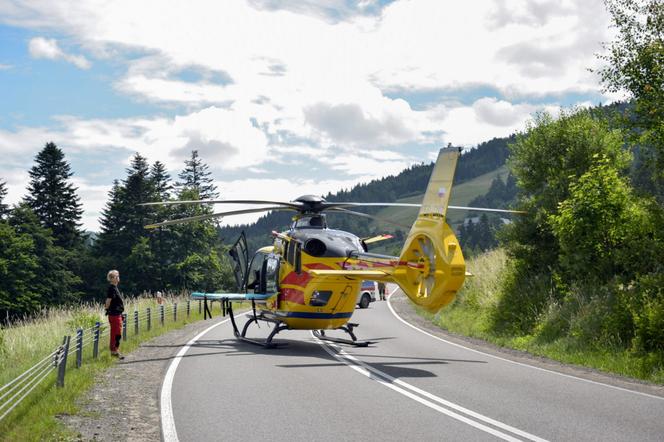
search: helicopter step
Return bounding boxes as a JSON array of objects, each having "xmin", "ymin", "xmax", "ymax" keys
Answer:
[{"xmin": 313, "ymin": 323, "xmax": 373, "ymax": 347}]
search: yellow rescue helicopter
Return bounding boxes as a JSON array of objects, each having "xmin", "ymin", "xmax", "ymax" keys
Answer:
[{"xmin": 142, "ymin": 147, "xmax": 522, "ymax": 347}]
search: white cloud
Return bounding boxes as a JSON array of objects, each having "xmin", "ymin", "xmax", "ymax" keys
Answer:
[
  {"xmin": 0, "ymin": 0, "xmax": 616, "ymax": 230},
  {"xmin": 6, "ymin": 0, "xmax": 611, "ymax": 110},
  {"xmin": 304, "ymin": 101, "xmax": 416, "ymax": 146},
  {"xmin": 424, "ymin": 100, "xmax": 561, "ymax": 147},
  {"xmin": 70, "ymin": 177, "xmax": 112, "ymax": 231},
  {"xmin": 487, "ymin": 0, "xmax": 575, "ymax": 29},
  {"xmin": 116, "ymin": 76, "xmax": 233, "ymax": 105},
  {"xmin": 472, "ymin": 98, "xmax": 535, "ymax": 127},
  {"xmin": 28, "ymin": 37, "xmax": 91, "ymax": 69},
  {"xmin": 0, "ymin": 63, "xmax": 13, "ymax": 70}
]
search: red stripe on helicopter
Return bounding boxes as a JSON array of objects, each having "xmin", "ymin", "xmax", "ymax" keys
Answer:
[
  {"xmin": 304, "ymin": 263, "xmax": 334, "ymax": 270},
  {"xmin": 279, "ymin": 288, "xmax": 305, "ymax": 305},
  {"xmin": 281, "ymin": 271, "xmax": 312, "ymax": 287}
]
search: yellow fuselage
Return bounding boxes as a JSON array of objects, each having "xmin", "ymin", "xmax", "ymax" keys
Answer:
[{"xmin": 271, "ymin": 255, "xmax": 362, "ymax": 330}]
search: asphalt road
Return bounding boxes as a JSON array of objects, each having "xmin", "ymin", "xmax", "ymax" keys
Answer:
[{"xmin": 163, "ymin": 294, "xmax": 664, "ymax": 441}]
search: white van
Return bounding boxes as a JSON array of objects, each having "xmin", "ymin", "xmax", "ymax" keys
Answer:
[{"xmin": 356, "ymin": 280, "xmax": 377, "ymax": 309}]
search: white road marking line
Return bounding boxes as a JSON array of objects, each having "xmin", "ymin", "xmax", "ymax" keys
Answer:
[
  {"xmin": 386, "ymin": 292, "xmax": 664, "ymax": 401},
  {"xmin": 161, "ymin": 317, "xmax": 231, "ymax": 442},
  {"xmin": 313, "ymin": 333, "xmax": 547, "ymax": 442}
]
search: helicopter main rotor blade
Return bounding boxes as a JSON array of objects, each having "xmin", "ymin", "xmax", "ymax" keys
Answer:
[
  {"xmin": 144, "ymin": 206, "xmax": 294, "ymax": 229},
  {"xmin": 328, "ymin": 208, "xmax": 411, "ymax": 229},
  {"xmin": 139, "ymin": 199, "xmax": 303, "ymax": 209},
  {"xmin": 322, "ymin": 202, "xmax": 421, "ymax": 209},
  {"xmin": 448, "ymin": 205, "xmax": 527, "ymax": 214},
  {"xmin": 325, "ymin": 201, "xmax": 525, "ymax": 215}
]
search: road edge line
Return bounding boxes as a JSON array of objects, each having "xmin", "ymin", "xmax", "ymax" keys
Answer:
[{"xmin": 160, "ymin": 317, "xmax": 231, "ymax": 442}]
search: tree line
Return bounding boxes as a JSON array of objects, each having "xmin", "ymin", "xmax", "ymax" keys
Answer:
[{"xmin": 0, "ymin": 147, "xmax": 234, "ymax": 321}]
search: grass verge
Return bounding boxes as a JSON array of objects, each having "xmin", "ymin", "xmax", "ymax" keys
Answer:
[
  {"xmin": 413, "ymin": 249, "xmax": 664, "ymax": 385},
  {"xmin": 0, "ymin": 297, "xmax": 233, "ymax": 441}
]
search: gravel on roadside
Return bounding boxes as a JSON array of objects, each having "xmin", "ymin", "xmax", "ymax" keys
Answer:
[{"xmin": 61, "ymin": 316, "xmax": 227, "ymax": 442}]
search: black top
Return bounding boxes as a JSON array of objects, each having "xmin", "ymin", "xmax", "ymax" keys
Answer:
[{"xmin": 107, "ymin": 284, "xmax": 124, "ymax": 316}]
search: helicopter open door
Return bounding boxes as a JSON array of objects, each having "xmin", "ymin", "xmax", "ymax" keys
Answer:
[{"xmin": 228, "ymin": 232, "xmax": 249, "ymax": 292}]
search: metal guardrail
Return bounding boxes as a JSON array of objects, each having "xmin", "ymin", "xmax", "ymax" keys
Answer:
[{"xmin": 0, "ymin": 299, "xmax": 197, "ymax": 422}]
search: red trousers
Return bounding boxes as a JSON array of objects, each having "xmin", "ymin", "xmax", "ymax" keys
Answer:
[{"xmin": 108, "ymin": 314, "xmax": 123, "ymax": 352}]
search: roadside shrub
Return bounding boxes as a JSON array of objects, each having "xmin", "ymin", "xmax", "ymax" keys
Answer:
[
  {"xmin": 567, "ymin": 285, "xmax": 633, "ymax": 349},
  {"xmin": 534, "ymin": 301, "xmax": 572, "ymax": 343},
  {"xmin": 489, "ymin": 261, "xmax": 552, "ymax": 335},
  {"xmin": 65, "ymin": 310, "xmax": 101, "ymax": 332},
  {"xmin": 630, "ymin": 273, "xmax": 664, "ymax": 353}
]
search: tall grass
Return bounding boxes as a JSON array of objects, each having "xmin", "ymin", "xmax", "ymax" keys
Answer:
[{"xmin": 0, "ymin": 295, "xmax": 230, "ymax": 441}]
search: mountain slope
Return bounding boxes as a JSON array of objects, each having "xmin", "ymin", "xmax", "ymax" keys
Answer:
[{"xmin": 219, "ymin": 136, "xmax": 514, "ymax": 253}]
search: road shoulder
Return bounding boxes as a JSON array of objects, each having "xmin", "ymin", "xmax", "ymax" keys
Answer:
[{"xmin": 61, "ymin": 317, "xmax": 227, "ymax": 442}]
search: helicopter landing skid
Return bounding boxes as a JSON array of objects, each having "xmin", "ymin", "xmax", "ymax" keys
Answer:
[
  {"xmin": 313, "ymin": 323, "xmax": 373, "ymax": 347},
  {"xmin": 226, "ymin": 302, "xmax": 288, "ymax": 349}
]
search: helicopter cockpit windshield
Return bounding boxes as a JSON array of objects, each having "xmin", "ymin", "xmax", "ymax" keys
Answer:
[
  {"xmin": 246, "ymin": 251, "xmax": 266, "ymax": 292},
  {"xmin": 293, "ymin": 214, "xmax": 327, "ymax": 230}
]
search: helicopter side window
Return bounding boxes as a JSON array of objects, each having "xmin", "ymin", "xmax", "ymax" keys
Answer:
[
  {"xmin": 261, "ymin": 255, "xmax": 280, "ymax": 294},
  {"xmin": 309, "ymin": 290, "xmax": 333, "ymax": 307},
  {"xmin": 246, "ymin": 252, "xmax": 267, "ymax": 292}
]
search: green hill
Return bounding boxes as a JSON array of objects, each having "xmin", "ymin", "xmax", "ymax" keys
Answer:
[
  {"xmin": 219, "ymin": 136, "xmax": 514, "ymax": 253},
  {"xmin": 370, "ymin": 165, "xmax": 510, "ymax": 231}
]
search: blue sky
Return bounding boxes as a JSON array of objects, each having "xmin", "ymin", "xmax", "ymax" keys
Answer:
[{"xmin": 0, "ymin": 0, "xmax": 614, "ymax": 231}]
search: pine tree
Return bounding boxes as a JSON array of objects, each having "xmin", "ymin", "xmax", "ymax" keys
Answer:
[
  {"xmin": 147, "ymin": 161, "xmax": 174, "ymax": 289},
  {"xmin": 0, "ymin": 180, "xmax": 9, "ymax": 219},
  {"xmin": 97, "ymin": 179, "xmax": 125, "ymax": 257},
  {"xmin": 96, "ymin": 154, "xmax": 160, "ymax": 294},
  {"xmin": 122, "ymin": 153, "xmax": 155, "ymax": 241},
  {"xmin": 177, "ymin": 150, "xmax": 219, "ymax": 200},
  {"xmin": 24, "ymin": 142, "xmax": 83, "ymax": 248},
  {"xmin": 151, "ymin": 161, "xmax": 173, "ymax": 201}
]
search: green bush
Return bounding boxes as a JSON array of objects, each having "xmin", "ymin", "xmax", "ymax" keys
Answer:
[
  {"xmin": 566, "ymin": 286, "xmax": 632, "ymax": 349},
  {"xmin": 489, "ymin": 261, "xmax": 552, "ymax": 335},
  {"xmin": 534, "ymin": 301, "xmax": 572, "ymax": 343},
  {"xmin": 65, "ymin": 310, "xmax": 102, "ymax": 332},
  {"xmin": 630, "ymin": 273, "xmax": 664, "ymax": 353}
]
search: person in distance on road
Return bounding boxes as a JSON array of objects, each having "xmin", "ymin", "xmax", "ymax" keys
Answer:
[
  {"xmin": 105, "ymin": 270, "xmax": 125, "ymax": 360},
  {"xmin": 378, "ymin": 281, "xmax": 386, "ymax": 301}
]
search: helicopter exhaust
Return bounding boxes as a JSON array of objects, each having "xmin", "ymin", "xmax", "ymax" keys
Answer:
[{"xmin": 391, "ymin": 147, "xmax": 466, "ymax": 312}]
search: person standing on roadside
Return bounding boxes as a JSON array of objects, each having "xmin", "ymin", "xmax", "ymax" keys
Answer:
[{"xmin": 105, "ymin": 270, "xmax": 125, "ymax": 360}]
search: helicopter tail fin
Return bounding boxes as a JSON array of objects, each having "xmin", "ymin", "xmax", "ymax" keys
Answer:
[{"xmin": 391, "ymin": 147, "xmax": 466, "ymax": 312}]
